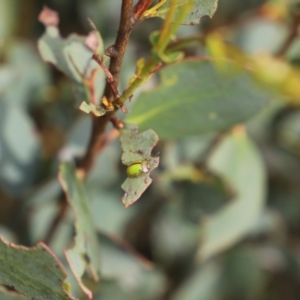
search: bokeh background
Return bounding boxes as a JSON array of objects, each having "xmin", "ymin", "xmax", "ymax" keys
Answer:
[{"xmin": 1, "ymin": 0, "xmax": 300, "ymax": 299}]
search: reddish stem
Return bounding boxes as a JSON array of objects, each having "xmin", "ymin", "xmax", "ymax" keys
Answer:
[
  {"xmin": 92, "ymin": 54, "xmax": 120, "ymax": 99},
  {"xmin": 133, "ymin": 0, "xmax": 153, "ymax": 20},
  {"xmin": 277, "ymin": 12, "xmax": 300, "ymax": 57}
]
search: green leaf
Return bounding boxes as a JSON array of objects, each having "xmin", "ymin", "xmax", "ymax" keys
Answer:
[
  {"xmin": 219, "ymin": 248, "xmax": 266, "ymax": 298},
  {"xmin": 98, "ymin": 232, "xmax": 165, "ymax": 299},
  {"xmin": 1, "ymin": 41, "xmax": 50, "ymax": 108},
  {"xmin": 0, "ymin": 289, "xmax": 27, "ymax": 300},
  {"xmin": 0, "ymin": 100, "xmax": 40, "ymax": 196},
  {"xmin": 171, "ymin": 262, "xmax": 221, "ymax": 300},
  {"xmin": 79, "ymin": 101, "xmax": 106, "ymax": 116},
  {"xmin": 126, "ymin": 60, "xmax": 272, "ymax": 140},
  {"xmin": 0, "ymin": 237, "xmax": 75, "ymax": 300},
  {"xmin": 120, "ymin": 125, "xmax": 159, "ymax": 164},
  {"xmin": 59, "ymin": 162, "xmax": 101, "ymax": 300},
  {"xmin": 120, "ymin": 125, "xmax": 160, "ymax": 207},
  {"xmin": 147, "ymin": 0, "xmax": 218, "ymax": 25},
  {"xmin": 196, "ymin": 129, "xmax": 266, "ymax": 262},
  {"xmin": 37, "ymin": 7, "xmax": 105, "ymax": 105}
]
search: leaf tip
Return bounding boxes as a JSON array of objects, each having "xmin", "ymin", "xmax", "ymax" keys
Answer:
[
  {"xmin": 38, "ymin": 6, "xmax": 59, "ymax": 27},
  {"xmin": 85, "ymin": 30, "xmax": 99, "ymax": 53}
]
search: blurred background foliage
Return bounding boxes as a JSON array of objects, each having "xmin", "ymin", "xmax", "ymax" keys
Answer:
[{"xmin": 1, "ymin": 0, "xmax": 300, "ymax": 299}]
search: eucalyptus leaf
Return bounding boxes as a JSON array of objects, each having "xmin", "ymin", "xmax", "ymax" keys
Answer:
[
  {"xmin": 59, "ymin": 162, "xmax": 101, "ymax": 300},
  {"xmin": 0, "ymin": 101, "xmax": 40, "ymax": 196},
  {"xmin": 147, "ymin": 0, "xmax": 218, "ymax": 25},
  {"xmin": 79, "ymin": 101, "xmax": 106, "ymax": 116},
  {"xmin": 126, "ymin": 60, "xmax": 272, "ymax": 139},
  {"xmin": 196, "ymin": 129, "xmax": 266, "ymax": 261},
  {"xmin": 120, "ymin": 125, "xmax": 160, "ymax": 207},
  {"xmin": 0, "ymin": 289, "xmax": 27, "ymax": 300},
  {"xmin": 37, "ymin": 7, "xmax": 105, "ymax": 106},
  {"xmin": 120, "ymin": 125, "xmax": 159, "ymax": 164},
  {"xmin": 171, "ymin": 262, "xmax": 221, "ymax": 300},
  {"xmin": 121, "ymin": 160, "xmax": 159, "ymax": 207},
  {"xmin": 98, "ymin": 233, "xmax": 165, "ymax": 299},
  {"xmin": 0, "ymin": 237, "xmax": 75, "ymax": 300}
]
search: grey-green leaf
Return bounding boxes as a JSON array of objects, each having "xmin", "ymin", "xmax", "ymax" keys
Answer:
[
  {"xmin": 120, "ymin": 125, "xmax": 159, "ymax": 164},
  {"xmin": 0, "ymin": 237, "xmax": 76, "ymax": 300},
  {"xmin": 120, "ymin": 126, "xmax": 160, "ymax": 206},
  {"xmin": 0, "ymin": 289, "xmax": 27, "ymax": 300},
  {"xmin": 59, "ymin": 162, "xmax": 101, "ymax": 300},
  {"xmin": 171, "ymin": 262, "xmax": 221, "ymax": 300},
  {"xmin": 149, "ymin": 0, "xmax": 218, "ymax": 25},
  {"xmin": 38, "ymin": 27, "xmax": 92, "ymax": 82},
  {"xmin": 121, "ymin": 156, "xmax": 159, "ymax": 207},
  {"xmin": 79, "ymin": 101, "xmax": 106, "ymax": 116},
  {"xmin": 126, "ymin": 60, "xmax": 272, "ymax": 140},
  {"xmin": 196, "ymin": 129, "xmax": 266, "ymax": 262},
  {"xmin": 37, "ymin": 7, "xmax": 105, "ymax": 105}
]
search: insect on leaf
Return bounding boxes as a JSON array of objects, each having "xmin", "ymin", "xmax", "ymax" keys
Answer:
[{"xmin": 120, "ymin": 125, "xmax": 160, "ymax": 207}]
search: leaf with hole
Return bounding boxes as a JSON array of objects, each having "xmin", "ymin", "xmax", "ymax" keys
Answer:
[
  {"xmin": 59, "ymin": 162, "xmax": 101, "ymax": 300},
  {"xmin": 37, "ymin": 6, "xmax": 105, "ymax": 106},
  {"xmin": 120, "ymin": 125, "xmax": 160, "ymax": 207},
  {"xmin": 144, "ymin": 0, "xmax": 218, "ymax": 25}
]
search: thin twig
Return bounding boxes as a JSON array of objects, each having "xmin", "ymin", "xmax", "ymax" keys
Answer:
[
  {"xmin": 92, "ymin": 54, "xmax": 120, "ymax": 99},
  {"xmin": 44, "ymin": 193, "xmax": 68, "ymax": 245},
  {"xmin": 198, "ymin": 131, "xmax": 227, "ymax": 165},
  {"xmin": 45, "ymin": 1, "xmax": 135, "ymax": 243},
  {"xmin": 133, "ymin": 0, "xmax": 153, "ymax": 20},
  {"xmin": 45, "ymin": 128, "xmax": 119, "ymax": 245},
  {"xmin": 276, "ymin": 12, "xmax": 300, "ymax": 57},
  {"xmin": 166, "ymin": 35, "xmax": 205, "ymax": 53},
  {"xmin": 104, "ymin": 0, "xmax": 135, "ymax": 100},
  {"xmin": 78, "ymin": 0, "xmax": 134, "ymax": 174}
]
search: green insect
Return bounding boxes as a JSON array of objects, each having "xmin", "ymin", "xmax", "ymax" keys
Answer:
[{"xmin": 126, "ymin": 159, "xmax": 150, "ymax": 178}]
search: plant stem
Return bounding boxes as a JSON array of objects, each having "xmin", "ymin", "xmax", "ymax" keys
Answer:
[
  {"xmin": 92, "ymin": 54, "xmax": 120, "ymax": 99},
  {"xmin": 118, "ymin": 58, "xmax": 161, "ymax": 103},
  {"xmin": 154, "ymin": 0, "xmax": 192, "ymax": 53},
  {"xmin": 276, "ymin": 11, "xmax": 300, "ymax": 57},
  {"xmin": 156, "ymin": 0, "xmax": 177, "ymax": 52},
  {"xmin": 104, "ymin": 0, "xmax": 135, "ymax": 100},
  {"xmin": 166, "ymin": 36, "xmax": 205, "ymax": 52},
  {"xmin": 133, "ymin": 0, "xmax": 153, "ymax": 20},
  {"xmin": 78, "ymin": 0, "xmax": 134, "ymax": 174},
  {"xmin": 44, "ymin": 193, "xmax": 68, "ymax": 245},
  {"xmin": 118, "ymin": 0, "xmax": 193, "ymax": 104}
]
